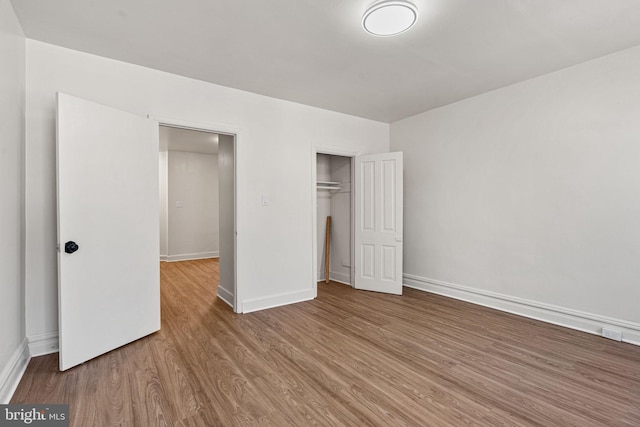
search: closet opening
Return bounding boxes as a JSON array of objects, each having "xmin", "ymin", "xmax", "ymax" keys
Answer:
[{"xmin": 314, "ymin": 152, "xmax": 354, "ymax": 292}]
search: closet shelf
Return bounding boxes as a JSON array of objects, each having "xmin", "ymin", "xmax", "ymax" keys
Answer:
[{"xmin": 316, "ymin": 181, "xmax": 342, "ymax": 192}]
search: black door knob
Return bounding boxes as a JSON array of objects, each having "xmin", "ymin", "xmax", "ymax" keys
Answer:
[{"xmin": 65, "ymin": 241, "xmax": 79, "ymax": 254}]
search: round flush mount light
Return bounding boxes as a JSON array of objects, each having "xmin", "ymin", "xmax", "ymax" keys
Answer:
[{"xmin": 362, "ymin": 0, "xmax": 418, "ymax": 37}]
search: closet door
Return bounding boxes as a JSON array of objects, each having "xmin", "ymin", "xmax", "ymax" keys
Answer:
[{"xmin": 354, "ymin": 152, "xmax": 403, "ymax": 295}]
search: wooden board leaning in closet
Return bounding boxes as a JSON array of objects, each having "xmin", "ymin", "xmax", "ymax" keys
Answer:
[{"xmin": 325, "ymin": 216, "xmax": 331, "ymax": 284}]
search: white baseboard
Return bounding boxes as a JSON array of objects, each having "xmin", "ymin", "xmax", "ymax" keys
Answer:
[
  {"xmin": 330, "ymin": 279, "xmax": 352, "ymax": 287},
  {"xmin": 0, "ymin": 339, "xmax": 30, "ymax": 404},
  {"xmin": 160, "ymin": 254, "xmax": 167, "ymax": 262},
  {"xmin": 329, "ymin": 271, "xmax": 352, "ymax": 286},
  {"xmin": 317, "ymin": 271, "xmax": 352, "ymax": 286},
  {"xmin": 28, "ymin": 331, "xmax": 59, "ymax": 357},
  {"xmin": 242, "ymin": 289, "xmax": 315, "ymax": 314},
  {"xmin": 217, "ymin": 286, "xmax": 233, "ymax": 308},
  {"xmin": 166, "ymin": 251, "xmax": 219, "ymax": 262},
  {"xmin": 403, "ymin": 274, "xmax": 640, "ymax": 347}
]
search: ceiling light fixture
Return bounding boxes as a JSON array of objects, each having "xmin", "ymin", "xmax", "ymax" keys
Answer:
[{"xmin": 362, "ymin": 0, "xmax": 418, "ymax": 37}]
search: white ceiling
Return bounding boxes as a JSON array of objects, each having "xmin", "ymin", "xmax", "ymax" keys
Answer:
[
  {"xmin": 160, "ymin": 126, "xmax": 219, "ymax": 154},
  {"xmin": 11, "ymin": 0, "xmax": 640, "ymax": 123}
]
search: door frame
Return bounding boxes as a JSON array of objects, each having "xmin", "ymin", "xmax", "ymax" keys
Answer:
[
  {"xmin": 152, "ymin": 115, "xmax": 241, "ymax": 313},
  {"xmin": 311, "ymin": 146, "xmax": 359, "ymax": 297}
]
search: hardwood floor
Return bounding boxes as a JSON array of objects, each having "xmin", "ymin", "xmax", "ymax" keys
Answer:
[{"xmin": 12, "ymin": 259, "xmax": 640, "ymax": 426}]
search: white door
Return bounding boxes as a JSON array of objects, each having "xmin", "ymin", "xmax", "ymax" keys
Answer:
[
  {"xmin": 57, "ymin": 93, "xmax": 160, "ymax": 371},
  {"xmin": 354, "ymin": 152, "xmax": 403, "ymax": 295}
]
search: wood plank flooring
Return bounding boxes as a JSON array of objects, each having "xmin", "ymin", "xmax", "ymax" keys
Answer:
[{"xmin": 12, "ymin": 259, "xmax": 640, "ymax": 426}]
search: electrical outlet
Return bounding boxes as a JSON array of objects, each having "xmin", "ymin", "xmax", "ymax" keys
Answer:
[{"xmin": 602, "ymin": 328, "xmax": 622, "ymax": 342}]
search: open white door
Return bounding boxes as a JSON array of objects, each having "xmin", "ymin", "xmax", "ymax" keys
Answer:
[
  {"xmin": 56, "ymin": 93, "xmax": 160, "ymax": 371},
  {"xmin": 354, "ymin": 152, "xmax": 403, "ymax": 295}
]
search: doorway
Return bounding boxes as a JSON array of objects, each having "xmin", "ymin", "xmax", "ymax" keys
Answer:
[
  {"xmin": 314, "ymin": 150, "xmax": 355, "ymax": 292},
  {"xmin": 56, "ymin": 94, "xmax": 241, "ymax": 370},
  {"xmin": 158, "ymin": 123, "xmax": 237, "ymax": 311}
]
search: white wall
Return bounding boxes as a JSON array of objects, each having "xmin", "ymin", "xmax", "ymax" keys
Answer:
[
  {"xmin": 392, "ymin": 45, "xmax": 640, "ymax": 343},
  {"xmin": 24, "ymin": 40, "xmax": 389, "ymax": 340},
  {"xmin": 167, "ymin": 151, "xmax": 219, "ymax": 261},
  {"xmin": 0, "ymin": 0, "xmax": 28, "ymax": 403}
]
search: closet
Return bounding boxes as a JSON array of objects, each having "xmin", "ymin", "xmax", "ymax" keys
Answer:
[{"xmin": 316, "ymin": 153, "xmax": 352, "ymax": 285}]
